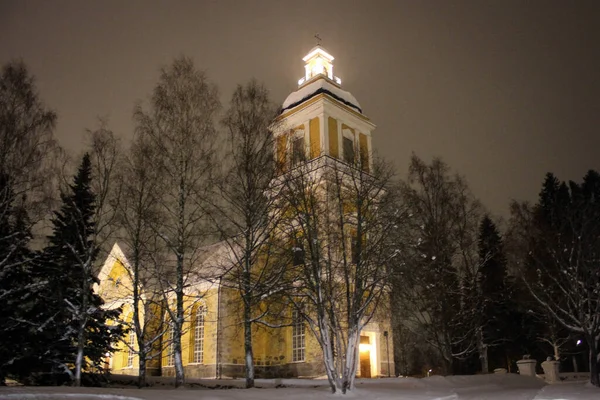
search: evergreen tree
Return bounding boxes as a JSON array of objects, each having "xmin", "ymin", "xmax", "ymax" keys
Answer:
[
  {"xmin": 38, "ymin": 154, "xmax": 122, "ymax": 385},
  {"xmin": 512, "ymin": 170, "xmax": 600, "ymax": 386},
  {"xmin": 0, "ymin": 173, "xmax": 38, "ymax": 383},
  {"xmin": 476, "ymin": 215, "xmax": 509, "ymax": 372}
]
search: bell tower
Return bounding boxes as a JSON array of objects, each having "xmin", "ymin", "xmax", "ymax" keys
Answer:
[{"xmin": 276, "ymin": 45, "xmax": 375, "ymax": 172}]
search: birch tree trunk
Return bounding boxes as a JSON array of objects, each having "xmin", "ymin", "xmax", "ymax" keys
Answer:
[{"xmin": 477, "ymin": 327, "xmax": 489, "ymax": 373}]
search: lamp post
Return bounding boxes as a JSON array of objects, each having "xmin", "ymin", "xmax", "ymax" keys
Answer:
[{"xmin": 383, "ymin": 331, "xmax": 391, "ymax": 377}]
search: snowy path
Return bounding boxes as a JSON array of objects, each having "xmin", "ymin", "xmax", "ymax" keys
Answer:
[{"xmin": 1, "ymin": 375, "xmax": 598, "ymax": 400}]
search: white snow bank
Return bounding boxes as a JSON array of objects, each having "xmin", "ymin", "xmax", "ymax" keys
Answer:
[
  {"xmin": 534, "ymin": 382, "xmax": 600, "ymax": 400},
  {"xmin": 282, "ymin": 78, "xmax": 362, "ymax": 113},
  {"xmin": 1, "ymin": 375, "xmax": 595, "ymax": 400}
]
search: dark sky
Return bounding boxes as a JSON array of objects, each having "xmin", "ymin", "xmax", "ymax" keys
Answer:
[{"xmin": 1, "ymin": 0, "xmax": 598, "ymax": 217}]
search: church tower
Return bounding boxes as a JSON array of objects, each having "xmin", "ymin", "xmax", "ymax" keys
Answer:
[{"xmin": 276, "ymin": 45, "xmax": 375, "ymax": 172}]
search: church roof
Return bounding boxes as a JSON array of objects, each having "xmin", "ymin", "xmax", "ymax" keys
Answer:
[{"xmin": 282, "ymin": 77, "xmax": 362, "ymax": 114}]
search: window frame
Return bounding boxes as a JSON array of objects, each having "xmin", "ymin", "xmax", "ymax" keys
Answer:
[
  {"xmin": 166, "ymin": 323, "xmax": 175, "ymax": 367},
  {"xmin": 192, "ymin": 306, "xmax": 205, "ymax": 364},
  {"xmin": 292, "ymin": 309, "xmax": 306, "ymax": 362}
]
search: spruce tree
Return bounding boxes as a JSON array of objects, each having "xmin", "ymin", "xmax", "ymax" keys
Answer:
[
  {"xmin": 0, "ymin": 173, "xmax": 37, "ymax": 383},
  {"xmin": 39, "ymin": 154, "xmax": 122, "ymax": 385},
  {"xmin": 477, "ymin": 215, "xmax": 509, "ymax": 372}
]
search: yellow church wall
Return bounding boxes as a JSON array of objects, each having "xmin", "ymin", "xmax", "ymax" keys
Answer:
[
  {"xmin": 217, "ymin": 286, "xmax": 246, "ymax": 365},
  {"xmin": 328, "ymin": 117, "xmax": 338, "ymax": 158},
  {"xmin": 309, "ymin": 117, "xmax": 320, "ymax": 159}
]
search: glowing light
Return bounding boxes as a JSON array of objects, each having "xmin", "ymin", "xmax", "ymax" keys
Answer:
[
  {"xmin": 576, "ymin": 339, "xmax": 582, "ymax": 345},
  {"xmin": 298, "ymin": 78, "xmax": 305, "ymax": 86},
  {"xmin": 359, "ymin": 343, "xmax": 371, "ymax": 352},
  {"xmin": 334, "ymin": 76, "xmax": 341, "ymax": 85}
]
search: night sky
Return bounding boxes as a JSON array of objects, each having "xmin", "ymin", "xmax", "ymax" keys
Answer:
[{"xmin": 1, "ymin": 0, "xmax": 598, "ymax": 217}]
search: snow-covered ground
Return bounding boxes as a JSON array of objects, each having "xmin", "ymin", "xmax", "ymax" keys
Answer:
[{"xmin": 1, "ymin": 374, "xmax": 598, "ymax": 400}]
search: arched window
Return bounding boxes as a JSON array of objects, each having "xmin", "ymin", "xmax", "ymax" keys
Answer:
[{"xmin": 192, "ymin": 306, "xmax": 205, "ymax": 363}]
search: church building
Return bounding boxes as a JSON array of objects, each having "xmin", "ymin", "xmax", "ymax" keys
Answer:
[{"xmin": 96, "ymin": 45, "xmax": 394, "ymax": 380}]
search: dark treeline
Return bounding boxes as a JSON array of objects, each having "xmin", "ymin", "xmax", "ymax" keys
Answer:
[{"xmin": 0, "ymin": 57, "xmax": 598, "ymax": 389}]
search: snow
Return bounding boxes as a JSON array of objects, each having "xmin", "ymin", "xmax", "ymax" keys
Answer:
[
  {"xmin": 282, "ymin": 78, "xmax": 362, "ymax": 113},
  {"xmin": 1, "ymin": 374, "xmax": 598, "ymax": 400}
]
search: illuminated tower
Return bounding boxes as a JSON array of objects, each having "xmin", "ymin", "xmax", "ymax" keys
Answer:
[{"xmin": 276, "ymin": 45, "xmax": 375, "ymax": 172}]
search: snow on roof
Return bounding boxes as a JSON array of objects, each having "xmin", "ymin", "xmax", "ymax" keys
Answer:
[{"xmin": 282, "ymin": 78, "xmax": 362, "ymax": 114}]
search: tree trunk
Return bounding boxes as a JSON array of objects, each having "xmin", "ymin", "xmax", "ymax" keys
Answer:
[
  {"xmin": 74, "ymin": 274, "xmax": 89, "ymax": 387},
  {"xmin": 317, "ymin": 315, "xmax": 339, "ymax": 393},
  {"xmin": 138, "ymin": 347, "xmax": 147, "ymax": 388},
  {"xmin": 173, "ymin": 294, "xmax": 185, "ymax": 387},
  {"xmin": 477, "ymin": 328, "xmax": 489, "ymax": 373},
  {"xmin": 244, "ymin": 305, "xmax": 255, "ymax": 388},
  {"xmin": 342, "ymin": 328, "xmax": 360, "ymax": 393},
  {"xmin": 74, "ymin": 322, "xmax": 85, "ymax": 387},
  {"xmin": 589, "ymin": 337, "xmax": 599, "ymax": 387},
  {"xmin": 174, "ymin": 253, "xmax": 185, "ymax": 388},
  {"xmin": 441, "ymin": 345, "xmax": 453, "ymax": 375}
]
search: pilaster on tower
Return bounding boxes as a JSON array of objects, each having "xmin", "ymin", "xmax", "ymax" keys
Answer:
[{"xmin": 276, "ymin": 45, "xmax": 375, "ymax": 173}]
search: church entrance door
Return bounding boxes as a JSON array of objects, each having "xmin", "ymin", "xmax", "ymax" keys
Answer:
[{"xmin": 359, "ymin": 335, "xmax": 371, "ymax": 378}]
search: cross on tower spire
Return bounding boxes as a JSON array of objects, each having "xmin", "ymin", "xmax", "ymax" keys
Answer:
[{"xmin": 314, "ymin": 33, "xmax": 322, "ymax": 46}]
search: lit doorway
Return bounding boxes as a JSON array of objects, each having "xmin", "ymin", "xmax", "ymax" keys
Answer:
[{"xmin": 359, "ymin": 336, "xmax": 371, "ymax": 377}]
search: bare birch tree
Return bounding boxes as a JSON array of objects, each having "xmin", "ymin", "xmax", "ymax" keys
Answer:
[
  {"xmin": 0, "ymin": 61, "xmax": 60, "ymax": 227},
  {"xmin": 133, "ymin": 56, "xmax": 220, "ymax": 387},
  {"xmin": 279, "ymin": 154, "xmax": 397, "ymax": 394},
  {"xmin": 113, "ymin": 127, "xmax": 164, "ymax": 387},
  {"xmin": 213, "ymin": 80, "xmax": 287, "ymax": 388}
]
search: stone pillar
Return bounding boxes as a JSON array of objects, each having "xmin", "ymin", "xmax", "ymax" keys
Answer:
[
  {"xmin": 541, "ymin": 360, "xmax": 560, "ymax": 383},
  {"xmin": 516, "ymin": 359, "xmax": 537, "ymax": 377}
]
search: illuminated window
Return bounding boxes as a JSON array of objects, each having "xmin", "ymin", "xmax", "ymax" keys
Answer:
[
  {"xmin": 193, "ymin": 307, "xmax": 205, "ymax": 363},
  {"xmin": 343, "ymin": 137, "xmax": 355, "ymax": 164},
  {"xmin": 127, "ymin": 329, "xmax": 135, "ymax": 367},
  {"xmin": 292, "ymin": 309, "xmax": 305, "ymax": 362}
]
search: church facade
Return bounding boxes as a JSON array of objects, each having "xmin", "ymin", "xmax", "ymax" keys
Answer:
[{"xmin": 96, "ymin": 46, "xmax": 394, "ymax": 380}]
